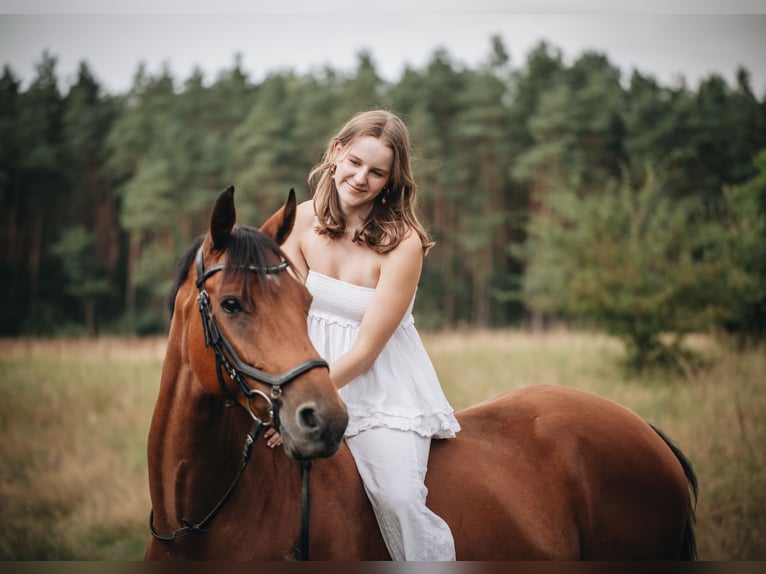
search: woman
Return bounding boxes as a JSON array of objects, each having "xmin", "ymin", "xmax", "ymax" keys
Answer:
[{"xmin": 268, "ymin": 109, "xmax": 460, "ymax": 561}]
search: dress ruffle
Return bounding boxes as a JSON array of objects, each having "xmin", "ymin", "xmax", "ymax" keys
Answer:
[{"xmin": 306, "ymin": 271, "xmax": 460, "ymax": 439}]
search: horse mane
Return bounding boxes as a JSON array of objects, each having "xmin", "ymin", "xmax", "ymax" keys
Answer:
[
  {"xmin": 168, "ymin": 235, "xmax": 204, "ymax": 318},
  {"xmin": 167, "ymin": 226, "xmax": 287, "ymax": 319}
]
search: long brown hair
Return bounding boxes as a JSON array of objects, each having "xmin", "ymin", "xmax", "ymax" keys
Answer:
[{"xmin": 308, "ymin": 110, "xmax": 434, "ymax": 255}]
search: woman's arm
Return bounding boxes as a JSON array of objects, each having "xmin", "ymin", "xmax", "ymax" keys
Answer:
[{"xmin": 329, "ymin": 232, "xmax": 423, "ymax": 389}]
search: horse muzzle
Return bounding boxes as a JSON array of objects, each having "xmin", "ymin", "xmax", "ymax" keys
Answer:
[{"xmin": 279, "ymin": 397, "xmax": 349, "ymax": 461}]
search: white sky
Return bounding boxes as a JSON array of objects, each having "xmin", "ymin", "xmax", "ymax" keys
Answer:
[{"xmin": 1, "ymin": 1, "xmax": 765, "ymax": 96}]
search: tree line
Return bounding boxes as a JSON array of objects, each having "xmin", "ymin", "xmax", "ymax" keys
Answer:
[{"xmin": 2, "ymin": 37, "xmax": 765, "ymax": 364}]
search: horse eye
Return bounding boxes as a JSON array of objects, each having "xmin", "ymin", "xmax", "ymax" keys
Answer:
[{"xmin": 220, "ymin": 297, "xmax": 243, "ymax": 314}]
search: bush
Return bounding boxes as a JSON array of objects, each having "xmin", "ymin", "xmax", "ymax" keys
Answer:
[{"xmin": 518, "ymin": 168, "xmax": 760, "ymax": 371}]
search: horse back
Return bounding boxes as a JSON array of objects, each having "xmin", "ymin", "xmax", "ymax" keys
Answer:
[{"xmin": 427, "ymin": 384, "xmax": 693, "ymax": 560}]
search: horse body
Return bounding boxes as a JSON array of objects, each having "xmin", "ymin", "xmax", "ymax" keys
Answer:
[
  {"xmin": 148, "ymin": 382, "xmax": 693, "ymax": 560},
  {"xmin": 146, "ymin": 188, "xmax": 696, "ymax": 561},
  {"xmin": 426, "ymin": 385, "xmax": 692, "ymax": 559}
]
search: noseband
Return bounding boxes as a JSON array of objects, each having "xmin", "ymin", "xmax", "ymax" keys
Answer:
[{"xmin": 149, "ymin": 244, "xmax": 328, "ymax": 560}]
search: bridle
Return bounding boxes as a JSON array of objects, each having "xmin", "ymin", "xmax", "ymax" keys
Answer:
[
  {"xmin": 193, "ymin": 245, "xmax": 328, "ymax": 426},
  {"xmin": 149, "ymin": 245, "xmax": 329, "ymax": 560}
]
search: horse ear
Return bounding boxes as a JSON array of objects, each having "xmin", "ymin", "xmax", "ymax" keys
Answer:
[
  {"xmin": 260, "ymin": 188, "xmax": 297, "ymax": 246},
  {"xmin": 210, "ymin": 185, "xmax": 236, "ymax": 250}
]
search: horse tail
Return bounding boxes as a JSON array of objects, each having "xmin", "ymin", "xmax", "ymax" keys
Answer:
[{"xmin": 650, "ymin": 424, "xmax": 698, "ymax": 560}]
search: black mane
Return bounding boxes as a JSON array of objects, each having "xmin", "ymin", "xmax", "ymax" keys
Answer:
[{"xmin": 167, "ymin": 226, "xmax": 286, "ymax": 319}]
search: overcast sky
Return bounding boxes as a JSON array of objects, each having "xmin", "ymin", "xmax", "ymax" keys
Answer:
[{"xmin": 1, "ymin": 1, "xmax": 765, "ymax": 96}]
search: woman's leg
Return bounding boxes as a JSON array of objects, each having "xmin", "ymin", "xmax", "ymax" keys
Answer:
[{"xmin": 345, "ymin": 427, "xmax": 455, "ymax": 561}]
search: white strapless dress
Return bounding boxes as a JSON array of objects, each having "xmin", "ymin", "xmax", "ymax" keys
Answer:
[{"xmin": 305, "ymin": 270, "xmax": 461, "ymax": 439}]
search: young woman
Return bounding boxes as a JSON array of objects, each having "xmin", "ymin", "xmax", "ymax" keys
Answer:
[{"xmin": 268, "ymin": 109, "xmax": 460, "ymax": 560}]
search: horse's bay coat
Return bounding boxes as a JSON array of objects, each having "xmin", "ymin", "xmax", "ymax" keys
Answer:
[{"xmin": 145, "ymin": 188, "xmax": 696, "ymax": 560}]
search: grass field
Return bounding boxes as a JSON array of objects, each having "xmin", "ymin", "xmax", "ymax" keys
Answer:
[{"xmin": 0, "ymin": 331, "xmax": 764, "ymax": 560}]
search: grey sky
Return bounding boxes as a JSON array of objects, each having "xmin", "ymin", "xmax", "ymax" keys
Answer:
[{"xmin": 1, "ymin": 1, "xmax": 765, "ymax": 95}]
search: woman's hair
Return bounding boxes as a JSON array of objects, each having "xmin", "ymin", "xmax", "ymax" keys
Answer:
[{"xmin": 308, "ymin": 109, "xmax": 434, "ymax": 255}]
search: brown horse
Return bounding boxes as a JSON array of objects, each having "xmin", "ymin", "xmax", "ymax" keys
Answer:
[{"xmin": 145, "ymin": 187, "xmax": 697, "ymax": 560}]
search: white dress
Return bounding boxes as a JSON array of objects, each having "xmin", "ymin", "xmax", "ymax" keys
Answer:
[
  {"xmin": 305, "ymin": 269, "xmax": 460, "ymax": 560},
  {"xmin": 305, "ymin": 270, "xmax": 461, "ymax": 439}
]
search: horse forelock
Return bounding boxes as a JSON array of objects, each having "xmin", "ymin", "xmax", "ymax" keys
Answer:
[
  {"xmin": 167, "ymin": 227, "xmax": 289, "ymax": 319},
  {"xmin": 222, "ymin": 225, "xmax": 288, "ymax": 301}
]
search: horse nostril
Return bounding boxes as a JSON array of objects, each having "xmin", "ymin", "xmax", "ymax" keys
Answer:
[{"xmin": 298, "ymin": 405, "xmax": 319, "ymax": 430}]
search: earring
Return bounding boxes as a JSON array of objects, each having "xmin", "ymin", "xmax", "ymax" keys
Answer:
[{"xmin": 382, "ymin": 187, "xmax": 389, "ymax": 204}]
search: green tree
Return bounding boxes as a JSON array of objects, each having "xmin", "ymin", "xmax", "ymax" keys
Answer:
[
  {"xmin": 453, "ymin": 65, "xmax": 512, "ymax": 326},
  {"xmin": 334, "ymin": 51, "xmax": 387, "ymax": 121},
  {"xmin": 107, "ymin": 64, "xmax": 178, "ymax": 331},
  {"xmin": 16, "ymin": 51, "xmax": 66, "ymax": 332},
  {"xmin": 50, "ymin": 226, "xmax": 110, "ymax": 335},
  {"xmin": 507, "ymin": 40, "xmax": 565, "ymax": 198},
  {"xmin": 61, "ymin": 62, "xmax": 121, "ymax": 287},
  {"xmin": 519, "ymin": 169, "xmax": 747, "ymax": 371},
  {"xmin": 0, "ymin": 66, "xmax": 23, "ymax": 333},
  {"xmin": 502, "ymin": 41, "xmax": 567, "ymax": 326},
  {"xmin": 719, "ymin": 149, "xmax": 766, "ymax": 342},
  {"xmin": 229, "ymin": 72, "xmax": 299, "ymax": 222},
  {"xmin": 720, "ymin": 68, "xmax": 766, "ymax": 183},
  {"xmin": 412, "ymin": 49, "xmax": 468, "ymax": 325},
  {"xmin": 291, "ymin": 68, "xmax": 346, "ymax": 182},
  {"xmin": 622, "ymin": 70, "xmax": 685, "ymax": 190},
  {"xmin": 512, "ymin": 51, "xmax": 624, "ymax": 196},
  {"xmin": 389, "ymin": 66, "xmax": 453, "ymax": 326}
]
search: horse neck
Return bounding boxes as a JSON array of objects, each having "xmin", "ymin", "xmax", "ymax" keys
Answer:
[{"xmin": 147, "ymin": 332, "xmax": 295, "ymax": 542}]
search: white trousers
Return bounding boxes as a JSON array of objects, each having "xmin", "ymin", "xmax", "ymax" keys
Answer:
[{"xmin": 345, "ymin": 427, "xmax": 456, "ymax": 561}]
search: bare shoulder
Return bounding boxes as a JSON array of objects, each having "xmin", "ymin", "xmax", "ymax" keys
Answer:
[
  {"xmin": 293, "ymin": 200, "xmax": 316, "ymax": 232},
  {"xmin": 282, "ymin": 200, "xmax": 315, "ymax": 280},
  {"xmin": 390, "ymin": 228, "xmax": 424, "ymax": 262},
  {"xmin": 379, "ymin": 228, "xmax": 424, "ymax": 281}
]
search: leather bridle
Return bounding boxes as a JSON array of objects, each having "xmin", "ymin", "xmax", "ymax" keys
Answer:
[
  {"xmin": 149, "ymin": 245, "xmax": 328, "ymax": 560},
  {"xmin": 193, "ymin": 245, "xmax": 328, "ymax": 427}
]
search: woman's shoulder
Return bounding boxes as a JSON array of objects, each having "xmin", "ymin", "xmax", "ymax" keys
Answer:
[
  {"xmin": 392, "ymin": 227, "xmax": 424, "ymax": 258},
  {"xmin": 281, "ymin": 199, "xmax": 315, "ymax": 279},
  {"xmin": 293, "ymin": 200, "xmax": 316, "ymax": 231},
  {"xmin": 379, "ymin": 227, "xmax": 423, "ymax": 276},
  {"xmin": 295, "ymin": 199, "xmax": 314, "ymax": 217}
]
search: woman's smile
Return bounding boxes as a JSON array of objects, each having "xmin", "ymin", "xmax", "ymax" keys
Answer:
[{"xmin": 333, "ymin": 136, "xmax": 393, "ymax": 214}]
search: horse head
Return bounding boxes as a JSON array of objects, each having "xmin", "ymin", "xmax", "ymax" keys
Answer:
[{"xmin": 180, "ymin": 186, "xmax": 348, "ymax": 461}]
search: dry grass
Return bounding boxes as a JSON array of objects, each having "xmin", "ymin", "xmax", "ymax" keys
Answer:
[
  {"xmin": 0, "ymin": 337, "xmax": 164, "ymax": 560},
  {"xmin": 0, "ymin": 331, "xmax": 764, "ymax": 560}
]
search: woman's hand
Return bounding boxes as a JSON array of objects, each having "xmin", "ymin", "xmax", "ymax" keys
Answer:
[{"xmin": 263, "ymin": 428, "xmax": 283, "ymax": 449}]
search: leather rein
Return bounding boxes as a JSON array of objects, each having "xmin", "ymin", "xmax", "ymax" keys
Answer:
[{"xmin": 149, "ymin": 246, "xmax": 329, "ymax": 560}]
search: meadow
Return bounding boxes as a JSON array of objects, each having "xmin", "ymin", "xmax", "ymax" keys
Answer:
[{"xmin": 0, "ymin": 331, "xmax": 764, "ymax": 560}]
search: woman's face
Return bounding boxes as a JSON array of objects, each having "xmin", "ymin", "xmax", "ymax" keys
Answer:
[{"xmin": 333, "ymin": 136, "xmax": 393, "ymax": 215}]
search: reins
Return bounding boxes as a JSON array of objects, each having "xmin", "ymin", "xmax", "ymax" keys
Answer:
[
  {"xmin": 149, "ymin": 246, "xmax": 328, "ymax": 560},
  {"xmin": 149, "ymin": 418, "xmax": 265, "ymax": 541}
]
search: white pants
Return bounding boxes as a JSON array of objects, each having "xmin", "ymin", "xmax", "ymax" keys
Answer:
[{"xmin": 345, "ymin": 427, "xmax": 456, "ymax": 561}]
